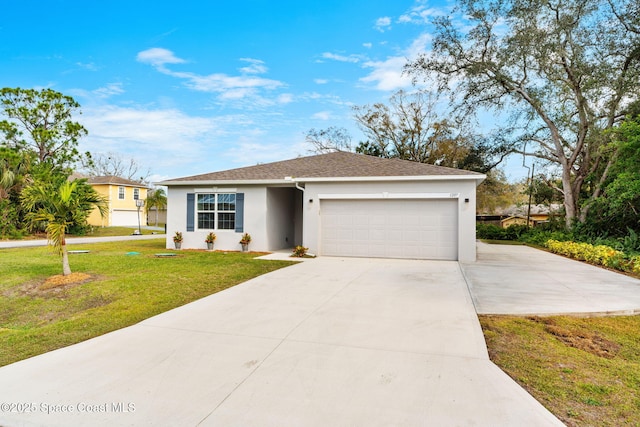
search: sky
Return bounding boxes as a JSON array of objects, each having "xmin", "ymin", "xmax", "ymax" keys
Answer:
[{"xmin": 0, "ymin": 0, "xmax": 529, "ymax": 184}]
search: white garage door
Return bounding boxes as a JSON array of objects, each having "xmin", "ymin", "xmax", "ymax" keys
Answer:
[
  {"xmin": 320, "ymin": 199, "xmax": 458, "ymax": 260},
  {"xmin": 111, "ymin": 210, "xmax": 140, "ymax": 227}
]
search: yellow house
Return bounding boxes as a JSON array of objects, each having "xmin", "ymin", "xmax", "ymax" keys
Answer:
[
  {"xmin": 87, "ymin": 176, "xmax": 149, "ymax": 227},
  {"xmin": 500, "ymin": 214, "xmax": 550, "ymax": 228}
]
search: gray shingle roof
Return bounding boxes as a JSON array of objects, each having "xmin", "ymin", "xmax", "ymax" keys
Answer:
[
  {"xmin": 88, "ymin": 175, "xmax": 149, "ymax": 188},
  {"xmin": 164, "ymin": 151, "xmax": 483, "ymax": 183}
]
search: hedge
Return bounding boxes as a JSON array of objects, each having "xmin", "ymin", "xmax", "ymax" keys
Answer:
[{"xmin": 544, "ymin": 239, "xmax": 640, "ymax": 274}]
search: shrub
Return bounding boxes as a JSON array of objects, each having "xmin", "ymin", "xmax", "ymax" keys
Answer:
[
  {"xmin": 477, "ymin": 223, "xmax": 509, "ymax": 240},
  {"xmin": 292, "ymin": 245, "xmax": 309, "ymax": 257},
  {"xmin": 544, "ymin": 239, "xmax": 626, "ymax": 269}
]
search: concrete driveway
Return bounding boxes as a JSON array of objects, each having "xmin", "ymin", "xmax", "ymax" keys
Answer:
[
  {"xmin": 0, "ymin": 257, "xmax": 562, "ymax": 426},
  {"xmin": 461, "ymin": 242, "xmax": 640, "ymax": 316}
]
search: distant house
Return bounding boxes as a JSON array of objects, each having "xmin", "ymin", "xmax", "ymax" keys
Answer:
[
  {"xmin": 86, "ymin": 176, "xmax": 149, "ymax": 227},
  {"xmin": 500, "ymin": 214, "xmax": 549, "ymax": 228}
]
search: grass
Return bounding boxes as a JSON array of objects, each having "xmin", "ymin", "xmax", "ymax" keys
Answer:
[
  {"xmin": 479, "ymin": 239, "xmax": 525, "ymax": 245},
  {"xmin": 481, "ymin": 315, "xmax": 640, "ymax": 426},
  {"xmin": 0, "ymin": 239, "xmax": 293, "ymax": 367}
]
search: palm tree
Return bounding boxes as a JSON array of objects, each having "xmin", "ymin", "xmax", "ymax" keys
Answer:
[
  {"xmin": 21, "ymin": 179, "xmax": 107, "ymax": 276},
  {"xmin": 145, "ymin": 188, "xmax": 167, "ymax": 227}
]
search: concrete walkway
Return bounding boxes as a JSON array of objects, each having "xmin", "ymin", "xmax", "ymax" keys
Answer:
[
  {"xmin": 0, "ymin": 257, "xmax": 562, "ymax": 426},
  {"xmin": 461, "ymin": 242, "xmax": 640, "ymax": 316}
]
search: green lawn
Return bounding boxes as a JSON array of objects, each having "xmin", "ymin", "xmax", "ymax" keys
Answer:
[
  {"xmin": 481, "ymin": 315, "xmax": 640, "ymax": 426},
  {"xmin": 0, "ymin": 239, "xmax": 293, "ymax": 367}
]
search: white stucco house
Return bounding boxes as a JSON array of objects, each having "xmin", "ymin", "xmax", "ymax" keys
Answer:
[{"xmin": 159, "ymin": 152, "xmax": 485, "ymax": 262}]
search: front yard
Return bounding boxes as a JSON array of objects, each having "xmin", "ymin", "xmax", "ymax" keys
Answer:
[
  {"xmin": 481, "ymin": 314, "xmax": 640, "ymax": 427},
  {"xmin": 0, "ymin": 239, "xmax": 293, "ymax": 367},
  {"xmin": 2, "ymin": 239, "xmax": 639, "ymax": 426}
]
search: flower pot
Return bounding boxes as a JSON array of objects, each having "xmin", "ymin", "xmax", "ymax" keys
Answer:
[
  {"xmin": 174, "ymin": 242, "xmax": 182, "ymax": 250},
  {"xmin": 207, "ymin": 242, "xmax": 214, "ymax": 251},
  {"xmin": 241, "ymin": 243, "xmax": 249, "ymax": 252}
]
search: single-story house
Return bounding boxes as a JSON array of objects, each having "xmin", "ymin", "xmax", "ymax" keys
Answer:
[
  {"xmin": 159, "ymin": 152, "xmax": 485, "ymax": 262},
  {"xmin": 86, "ymin": 176, "xmax": 149, "ymax": 227},
  {"xmin": 500, "ymin": 213, "xmax": 551, "ymax": 228}
]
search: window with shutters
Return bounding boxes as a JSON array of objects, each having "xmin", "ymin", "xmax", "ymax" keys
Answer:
[{"xmin": 196, "ymin": 193, "xmax": 236, "ymax": 230}]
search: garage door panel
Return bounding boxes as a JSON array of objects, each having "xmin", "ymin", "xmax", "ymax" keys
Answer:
[
  {"xmin": 320, "ymin": 199, "xmax": 458, "ymax": 261},
  {"xmin": 112, "ymin": 210, "xmax": 140, "ymax": 227}
]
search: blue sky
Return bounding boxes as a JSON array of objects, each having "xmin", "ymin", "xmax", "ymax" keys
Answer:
[{"xmin": 1, "ymin": 0, "xmax": 528, "ymax": 183}]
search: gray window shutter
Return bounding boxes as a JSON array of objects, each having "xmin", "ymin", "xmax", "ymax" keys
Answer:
[
  {"xmin": 186, "ymin": 193, "xmax": 195, "ymax": 232},
  {"xmin": 235, "ymin": 193, "xmax": 244, "ymax": 232}
]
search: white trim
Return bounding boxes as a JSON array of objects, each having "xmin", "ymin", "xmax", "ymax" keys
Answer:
[
  {"xmin": 318, "ymin": 192, "xmax": 460, "ymax": 200},
  {"xmin": 193, "ymin": 187, "xmax": 237, "ymax": 193},
  {"xmin": 158, "ymin": 179, "xmax": 291, "ymax": 186},
  {"xmin": 157, "ymin": 174, "xmax": 485, "ymax": 187},
  {"xmin": 298, "ymin": 175, "xmax": 484, "ymax": 183}
]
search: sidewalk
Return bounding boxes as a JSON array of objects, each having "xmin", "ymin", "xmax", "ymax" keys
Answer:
[{"xmin": 0, "ymin": 233, "xmax": 166, "ymax": 249}]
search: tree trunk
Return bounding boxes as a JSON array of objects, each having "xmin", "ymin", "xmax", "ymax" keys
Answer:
[
  {"xmin": 61, "ymin": 244, "xmax": 72, "ymax": 276},
  {"xmin": 561, "ymin": 169, "xmax": 579, "ymax": 228}
]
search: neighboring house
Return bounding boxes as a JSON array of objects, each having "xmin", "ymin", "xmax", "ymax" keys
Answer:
[
  {"xmin": 86, "ymin": 176, "xmax": 149, "ymax": 227},
  {"xmin": 496, "ymin": 204, "xmax": 561, "ymax": 228},
  {"xmin": 159, "ymin": 152, "xmax": 485, "ymax": 262},
  {"xmin": 500, "ymin": 215, "xmax": 548, "ymax": 228}
]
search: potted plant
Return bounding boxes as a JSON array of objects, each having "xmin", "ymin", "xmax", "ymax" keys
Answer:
[
  {"xmin": 205, "ymin": 232, "xmax": 216, "ymax": 250},
  {"xmin": 173, "ymin": 231, "xmax": 183, "ymax": 250},
  {"xmin": 239, "ymin": 232, "xmax": 251, "ymax": 252}
]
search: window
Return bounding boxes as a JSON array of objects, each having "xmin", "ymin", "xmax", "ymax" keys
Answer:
[
  {"xmin": 118, "ymin": 187, "xmax": 125, "ymax": 200},
  {"xmin": 197, "ymin": 193, "xmax": 236, "ymax": 230},
  {"xmin": 133, "ymin": 188, "xmax": 140, "ymax": 200}
]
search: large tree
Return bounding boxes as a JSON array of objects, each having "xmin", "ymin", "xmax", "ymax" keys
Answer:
[
  {"xmin": 405, "ymin": 0, "xmax": 640, "ymax": 227},
  {"xmin": 81, "ymin": 151, "xmax": 150, "ymax": 183},
  {"xmin": 307, "ymin": 90, "xmax": 510, "ymax": 172},
  {"xmin": 352, "ymin": 90, "xmax": 473, "ymax": 166},
  {"xmin": 0, "ymin": 88, "xmax": 88, "ymax": 170}
]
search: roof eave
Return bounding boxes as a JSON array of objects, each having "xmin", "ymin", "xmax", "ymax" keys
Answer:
[
  {"xmin": 158, "ymin": 174, "xmax": 486, "ymax": 187},
  {"xmin": 295, "ymin": 175, "xmax": 486, "ymax": 183},
  {"xmin": 156, "ymin": 179, "xmax": 294, "ymax": 186}
]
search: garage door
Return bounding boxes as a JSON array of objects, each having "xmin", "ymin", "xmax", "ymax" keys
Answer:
[
  {"xmin": 320, "ymin": 199, "xmax": 458, "ymax": 260},
  {"xmin": 111, "ymin": 210, "xmax": 140, "ymax": 226}
]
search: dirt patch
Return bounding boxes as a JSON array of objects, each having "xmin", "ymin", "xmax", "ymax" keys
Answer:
[
  {"xmin": 11, "ymin": 273, "xmax": 96, "ymax": 298},
  {"xmin": 41, "ymin": 273, "xmax": 92, "ymax": 289},
  {"xmin": 528, "ymin": 317, "xmax": 621, "ymax": 359}
]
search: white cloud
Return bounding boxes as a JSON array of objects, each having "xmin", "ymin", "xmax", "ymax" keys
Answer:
[
  {"xmin": 136, "ymin": 47, "xmax": 186, "ymax": 68},
  {"xmin": 398, "ymin": 4, "xmax": 449, "ymax": 24},
  {"xmin": 360, "ymin": 57, "xmax": 412, "ymax": 91},
  {"xmin": 359, "ymin": 33, "xmax": 431, "ymax": 91},
  {"xmin": 321, "ymin": 52, "xmax": 362, "ymax": 63},
  {"xmin": 238, "ymin": 58, "xmax": 268, "ymax": 74},
  {"xmin": 362, "ymin": 42, "xmax": 373, "ymax": 49},
  {"xmin": 312, "ymin": 111, "xmax": 332, "ymax": 120},
  {"xmin": 76, "ymin": 62, "xmax": 99, "ymax": 71},
  {"xmin": 80, "ymin": 105, "xmax": 216, "ymax": 173},
  {"xmin": 93, "ymin": 82, "xmax": 125, "ymax": 98},
  {"xmin": 136, "ymin": 48, "xmax": 286, "ymax": 102},
  {"xmin": 375, "ymin": 16, "xmax": 392, "ymax": 32},
  {"xmin": 277, "ymin": 93, "xmax": 294, "ymax": 104},
  {"xmin": 314, "ymin": 78, "xmax": 329, "ymax": 84}
]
